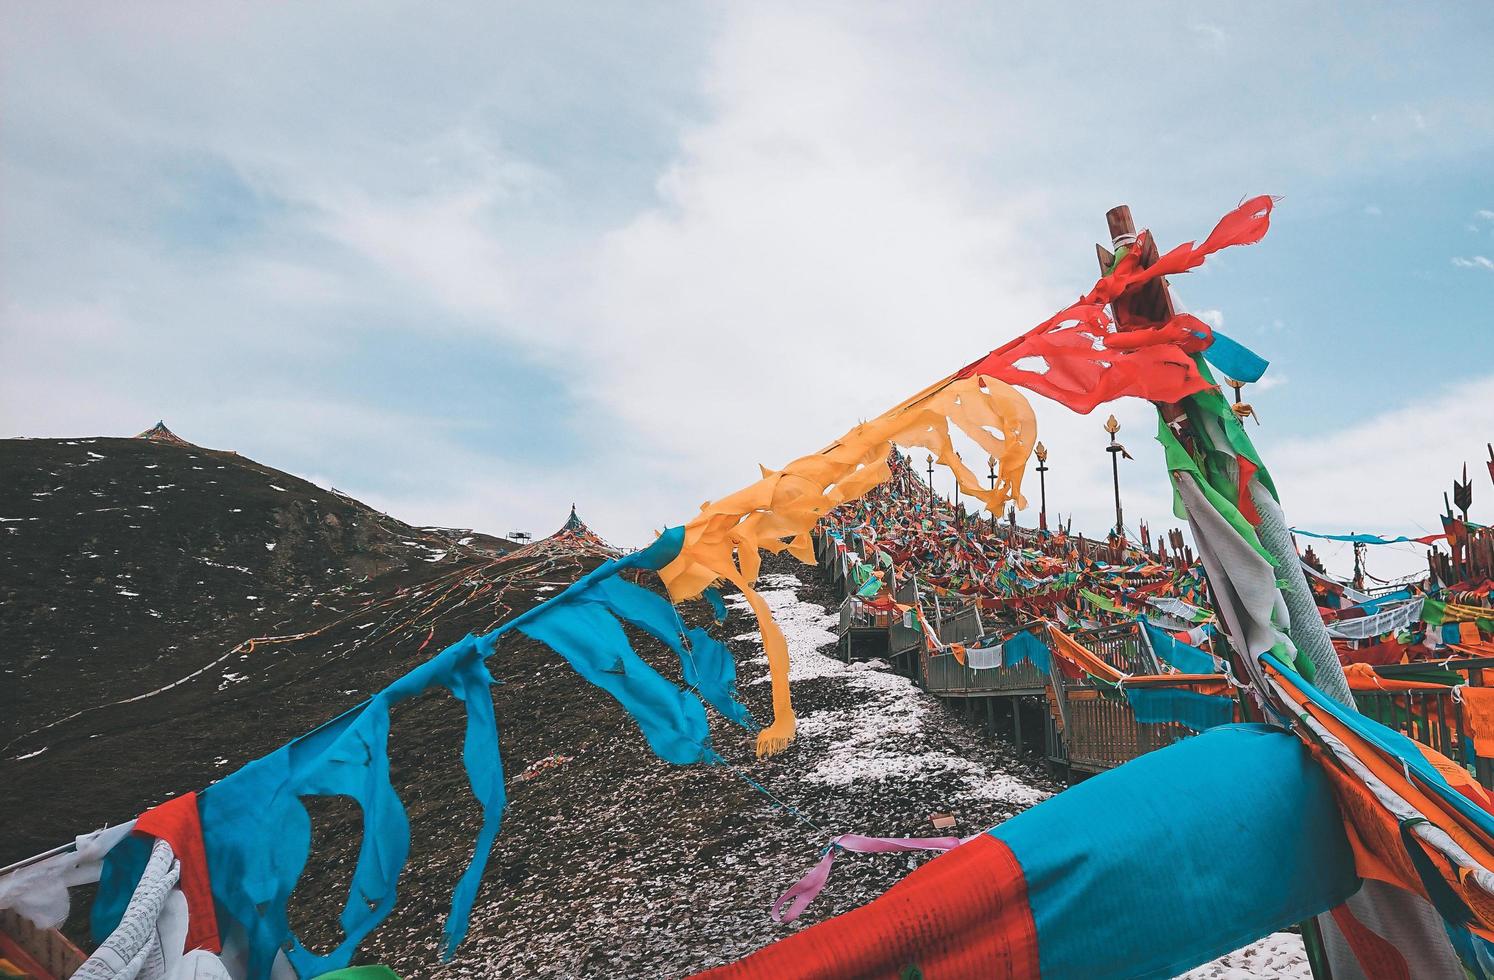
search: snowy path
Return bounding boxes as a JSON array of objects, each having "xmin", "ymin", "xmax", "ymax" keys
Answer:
[
  {"xmin": 729, "ymin": 572, "xmax": 1049, "ymax": 812},
  {"xmin": 1178, "ymin": 932, "xmax": 1309, "ymax": 978}
]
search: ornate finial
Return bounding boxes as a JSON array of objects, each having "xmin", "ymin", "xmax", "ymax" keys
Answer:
[
  {"xmin": 986, "ymin": 453, "xmax": 996, "ymax": 470},
  {"xmin": 1034, "ymin": 441, "xmax": 1048, "ymax": 463},
  {"xmin": 1223, "ymin": 377, "xmax": 1260, "ymax": 424},
  {"xmin": 1103, "ymin": 414, "xmax": 1120, "ymax": 436},
  {"xmin": 1454, "ymin": 464, "xmax": 1473, "ymax": 519}
]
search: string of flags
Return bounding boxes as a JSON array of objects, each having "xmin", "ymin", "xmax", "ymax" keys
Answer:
[{"xmin": 5, "ymin": 194, "xmax": 1492, "ymax": 980}]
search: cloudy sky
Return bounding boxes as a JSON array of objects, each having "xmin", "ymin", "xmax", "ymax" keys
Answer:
[{"xmin": 3, "ymin": 2, "xmax": 1491, "ymax": 579}]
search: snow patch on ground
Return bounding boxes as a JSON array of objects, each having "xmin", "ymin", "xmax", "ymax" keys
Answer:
[
  {"xmin": 726, "ymin": 573, "xmax": 1048, "ymax": 806},
  {"xmin": 1176, "ymin": 931, "xmax": 1308, "ymax": 978}
]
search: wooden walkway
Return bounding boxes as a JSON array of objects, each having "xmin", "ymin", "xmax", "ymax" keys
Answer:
[{"xmin": 816, "ymin": 532, "xmax": 1494, "ymax": 788}]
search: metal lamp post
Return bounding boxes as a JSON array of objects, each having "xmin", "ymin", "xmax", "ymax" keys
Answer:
[
  {"xmin": 952, "ymin": 452, "xmax": 961, "ymax": 521},
  {"xmin": 925, "ymin": 453, "xmax": 935, "ymax": 496},
  {"xmin": 1034, "ymin": 441, "xmax": 1049, "ymax": 532},
  {"xmin": 1104, "ymin": 414, "xmax": 1126, "ymax": 539},
  {"xmin": 986, "ymin": 454, "xmax": 997, "ymax": 531}
]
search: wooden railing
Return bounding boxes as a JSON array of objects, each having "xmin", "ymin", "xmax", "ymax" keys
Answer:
[
  {"xmin": 1355, "ymin": 657, "xmax": 1494, "ymax": 787},
  {"xmin": 813, "ymin": 531, "xmax": 1494, "ymax": 786}
]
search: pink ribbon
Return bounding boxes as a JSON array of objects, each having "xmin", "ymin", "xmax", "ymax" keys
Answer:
[{"xmin": 770, "ymin": 833, "xmax": 970, "ymax": 923}]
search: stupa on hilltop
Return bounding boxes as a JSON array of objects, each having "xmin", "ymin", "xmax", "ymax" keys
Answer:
[
  {"xmin": 508, "ymin": 504, "xmax": 620, "ymax": 561},
  {"xmin": 134, "ymin": 421, "xmax": 195, "ymax": 448}
]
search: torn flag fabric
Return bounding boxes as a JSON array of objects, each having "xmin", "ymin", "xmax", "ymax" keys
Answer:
[
  {"xmin": 661, "ymin": 373, "xmax": 1035, "ymax": 755},
  {"xmin": 954, "ymin": 197, "xmax": 1275, "ymax": 414}
]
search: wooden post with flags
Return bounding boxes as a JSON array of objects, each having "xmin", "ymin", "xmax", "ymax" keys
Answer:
[{"xmin": 1095, "ymin": 203, "xmax": 1342, "ymax": 979}]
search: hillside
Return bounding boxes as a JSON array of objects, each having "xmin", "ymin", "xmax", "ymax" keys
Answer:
[
  {"xmin": 0, "ymin": 428, "xmax": 1061, "ymax": 977},
  {"xmin": 0, "ymin": 427, "xmax": 530, "ymax": 864}
]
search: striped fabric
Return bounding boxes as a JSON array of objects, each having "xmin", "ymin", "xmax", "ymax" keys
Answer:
[{"xmin": 702, "ymin": 725, "xmax": 1357, "ymax": 980}]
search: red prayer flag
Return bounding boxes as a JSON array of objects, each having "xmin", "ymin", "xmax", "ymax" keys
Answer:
[
  {"xmin": 135, "ymin": 791, "xmax": 222, "ymax": 954},
  {"xmin": 957, "ymin": 197, "xmax": 1275, "ymax": 414}
]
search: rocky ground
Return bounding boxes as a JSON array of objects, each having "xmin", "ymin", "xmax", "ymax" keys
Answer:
[
  {"xmin": 327, "ymin": 561, "xmax": 1058, "ymax": 977},
  {"xmin": 0, "ymin": 433, "xmax": 1299, "ymax": 978},
  {"xmin": 0, "ymin": 435, "xmax": 528, "ymax": 870}
]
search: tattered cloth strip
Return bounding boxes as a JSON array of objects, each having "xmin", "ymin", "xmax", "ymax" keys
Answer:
[
  {"xmin": 1340, "ymin": 662, "xmax": 1458, "ymax": 693},
  {"xmin": 1262, "ymin": 655, "xmax": 1494, "ymax": 959},
  {"xmin": 1042, "ymin": 622, "xmax": 1126, "ymax": 683},
  {"xmin": 94, "ymin": 530, "xmax": 754, "ymax": 980},
  {"xmin": 1325, "ymin": 599, "xmax": 1425, "ymax": 641},
  {"xmin": 770, "ymin": 834, "xmax": 967, "ymax": 923},
  {"xmin": 93, "ymin": 793, "xmax": 220, "ymax": 956},
  {"xmin": 700, "ymin": 725, "xmax": 1356, "ymax": 980},
  {"xmin": 76, "ymin": 839, "xmax": 181, "ymax": 980},
  {"xmin": 1336, "ymin": 636, "xmax": 1410, "ymax": 668},
  {"xmin": 1424, "ymin": 597, "xmax": 1494, "ymax": 626},
  {"xmin": 1001, "ymin": 629, "xmax": 1051, "ymax": 674},
  {"xmin": 1353, "ymin": 588, "xmax": 1417, "ymax": 615},
  {"xmin": 1123, "ymin": 687, "xmax": 1235, "ymax": 732},
  {"xmin": 0, "ymin": 822, "xmax": 136, "ymax": 931},
  {"xmin": 1141, "ymin": 619, "xmax": 1218, "ymax": 674},
  {"xmin": 1079, "ymin": 587, "xmax": 1128, "ymax": 615},
  {"xmin": 1148, "ymin": 595, "xmax": 1212, "ymax": 624},
  {"xmin": 660, "ymin": 373, "xmax": 1035, "ymax": 755},
  {"xmin": 1293, "ymin": 529, "xmax": 1447, "ymax": 546},
  {"xmin": 1303, "ymin": 560, "xmax": 1375, "ymax": 605},
  {"xmin": 967, "ymin": 643, "xmax": 1005, "ymax": 670},
  {"xmin": 1145, "ymin": 605, "xmax": 1202, "ymax": 632},
  {"xmin": 1461, "ymin": 687, "xmax": 1494, "ymax": 759}
]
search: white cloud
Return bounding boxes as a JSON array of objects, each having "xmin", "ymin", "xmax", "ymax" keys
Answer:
[
  {"xmin": 1265, "ymin": 373, "xmax": 1494, "ymax": 579},
  {"xmin": 1452, "ymin": 255, "xmax": 1494, "ymax": 271},
  {"xmin": 1191, "ymin": 23, "xmax": 1228, "ymax": 50},
  {"xmin": 1475, "ymin": 209, "xmax": 1494, "ymax": 221},
  {"xmin": 1363, "ymin": 204, "xmax": 1382, "ymax": 217},
  {"xmin": 4, "ymin": 0, "xmax": 1494, "ymax": 557},
  {"xmin": 313, "ymin": 188, "xmax": 527, "ymax": 324},
  {"xmin": 568, "ymin": 6, "xmax": 1059, "ymax": 524}
]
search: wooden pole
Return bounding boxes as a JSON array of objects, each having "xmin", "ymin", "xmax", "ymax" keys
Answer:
[{"xmin": 1097, "ymin": 203, "xmax": 1337, "ymax": 980}]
